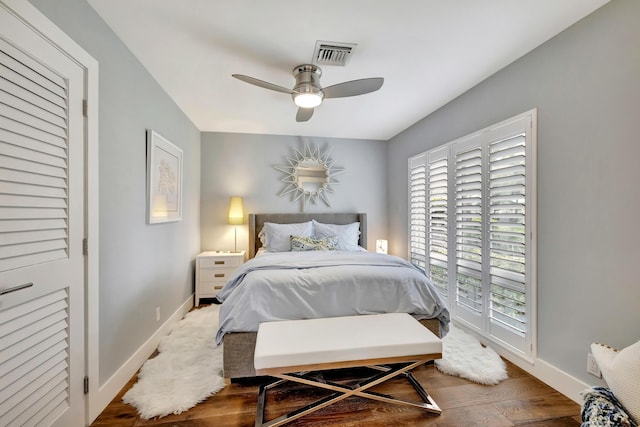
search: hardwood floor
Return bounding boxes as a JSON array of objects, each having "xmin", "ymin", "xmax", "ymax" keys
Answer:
[{"xmin": 91, "ymin": 358, "xmax": 583, "ymax": 426}]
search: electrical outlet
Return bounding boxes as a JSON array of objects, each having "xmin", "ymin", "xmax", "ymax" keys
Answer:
[
  {"xmin": 587, "ymin": 353, "xmax": 601, "ymax": 377},
  {"xmin": 155, "ymin": 307, "xmax": 161, "ymax": 322}
]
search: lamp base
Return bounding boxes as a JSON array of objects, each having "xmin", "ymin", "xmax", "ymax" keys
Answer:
[{"xmin": 234, "ymin": 225, "xmax": 238, "ymax": 253}]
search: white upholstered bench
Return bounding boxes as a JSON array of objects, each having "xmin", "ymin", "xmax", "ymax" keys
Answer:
[{"xmin": 254, "ymin": 313, "xmax": 442, "ymax": 427}]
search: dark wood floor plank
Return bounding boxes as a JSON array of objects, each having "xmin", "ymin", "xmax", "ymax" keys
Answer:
[
  {"xmin": 428, "ymin": 376, "xmax": 556, "ymax": 411},
  {"xmin": 131, "ymin": 393, "xmax": 259, "ymax": 426},
  {"xmin": 492, "ymin": 392, "xmax": 581, "ymax": 424},
  {"xmin": 515, "ymin": 416, "xmax": 581, "ymax": 427}
]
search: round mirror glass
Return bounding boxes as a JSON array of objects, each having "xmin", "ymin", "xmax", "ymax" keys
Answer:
[{"xmin": 296, "ymin": 159, "xmax": 328, "ymax": 194}]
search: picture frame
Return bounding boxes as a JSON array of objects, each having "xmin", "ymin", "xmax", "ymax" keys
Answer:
[{"xmin": 147, "ymin": 130, "xmax": 183, "ymax": 223}]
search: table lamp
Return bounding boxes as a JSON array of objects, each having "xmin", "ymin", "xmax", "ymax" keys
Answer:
[{"xmin": 228, "ymin": 196, "xmax": 244, "ymax": 253}]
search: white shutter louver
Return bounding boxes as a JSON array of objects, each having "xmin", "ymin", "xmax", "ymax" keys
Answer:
[
  {"xmin": 454, "ymin": 144, "xmax": 483, "ymax": 319},
  {"xmin": 489, "ymin": 134, "xmax": 527, "ymax": 336},
  {"xmin": 409, "ymin": 155, "xmax": 426, "ymax": 269},
  {"xmin": 0, "ymin": 40, "xmax": 69, "ymax": 273},
  {"xmin": 427, "ymin": 152, "xmax": 448, "ymax": 302}
]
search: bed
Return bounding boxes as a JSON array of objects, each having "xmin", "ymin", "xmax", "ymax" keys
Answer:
[{"xmin": 216, "ymin": 212, "xmax": 450, "ymax": 379}]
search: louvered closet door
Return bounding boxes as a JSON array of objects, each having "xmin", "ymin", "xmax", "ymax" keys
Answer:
[{"xmin": 0, "ymin": 5, "xmax": 85, "ymax": 426}]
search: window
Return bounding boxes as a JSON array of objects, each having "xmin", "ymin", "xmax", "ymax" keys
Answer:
[
  {"xmin": 408, "ymin": 110, "xmax": 537, "ymax": 360},
  {"xmin": 409, "ymin": 146, "xmax": 449, "ymax": 305}
]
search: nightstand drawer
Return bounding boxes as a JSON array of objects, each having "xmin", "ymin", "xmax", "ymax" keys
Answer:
[
  {"xmin": 199, "ymin": 268, "xmax": 235, "ymax": 283},
  {"xmin": 199, "ymin": 281, "xmax": 225, "ymax": 295},
  {"xmin": 199, "ymin": 255, "xmax": 243, "ymax": 268}
]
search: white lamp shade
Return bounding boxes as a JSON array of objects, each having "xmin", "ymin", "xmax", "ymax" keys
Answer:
[{"xmin": 228, "ymin": 196, "xmax": 244, "ymax": 225}]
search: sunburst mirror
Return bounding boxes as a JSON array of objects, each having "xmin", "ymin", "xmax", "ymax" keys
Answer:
[{"xmin": 275, "ymin": 142, "xmax": 345, "ymax": 210}]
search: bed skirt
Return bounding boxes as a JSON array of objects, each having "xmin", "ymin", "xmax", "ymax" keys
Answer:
[{"xmin": 222, "ymin": 318, "xmax": 442, "ymax": 379}]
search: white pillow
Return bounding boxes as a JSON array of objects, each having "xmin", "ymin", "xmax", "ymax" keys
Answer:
[
  {"xmin": 258, "ymin": 221, "xmax": 313, "ymax": 252},
  {"xmin": 312, "ymin": 220, "xmax": 360, "ymax": 251},
  {"xmin": 591, "ymin": 341, "xmax": 640, "ymax": 424}
]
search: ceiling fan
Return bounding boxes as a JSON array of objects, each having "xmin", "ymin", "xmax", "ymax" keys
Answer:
[{"xmin": 232, "ymin": 64, "xmax": 383, "ymax": 122}]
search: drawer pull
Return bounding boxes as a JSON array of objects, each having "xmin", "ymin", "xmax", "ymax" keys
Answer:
[
  {"xmin": 1, "ymin": 282, "xmax": 33, "ymax": 296},
  {"xmin": 214, "ymin": 285, "xmax": 223, "ymax": 290},
  {"xmin": 214, "ymin": 260, "xmax": 225, "ymax": 265},
  {"xmin": 214, "ymin": 273, "xmax": 225, "ymax": 278}
]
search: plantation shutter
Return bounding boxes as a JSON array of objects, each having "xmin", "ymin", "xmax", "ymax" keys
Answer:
[
  {"xmin": 408, "ymin": 154, "xmax": 426, "ymax": 269},
  {"xmin": 408, "ymin": 111, "xmax": 535, "ymax": 359},
  {"xmin": 426, "ymin": 147, "xmax": 449, "ymax": 302},
  {"xmin": 452, "ymin": 136, "xmax": 484, "ymax": 329},
  {"xmin": 487, "ymin": 116, "xmax": 532, "ymax": 351}
]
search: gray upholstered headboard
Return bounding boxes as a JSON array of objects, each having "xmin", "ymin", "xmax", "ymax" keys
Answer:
[{"xmin": 248, "ymin": 213, "xmax": 367, "ymax": 258}]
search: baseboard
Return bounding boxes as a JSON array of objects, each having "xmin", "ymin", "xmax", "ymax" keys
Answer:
[
  {"xmin": 89, "ymin": 296, "xmax": 193, "ymax": 422},
  {"xmin": 489, "ymin": 344, "xmax": 590, "ymax": 404},
  {"xmin": 535, "ymin": 358, "xmax": 592, "ymax": 404}
]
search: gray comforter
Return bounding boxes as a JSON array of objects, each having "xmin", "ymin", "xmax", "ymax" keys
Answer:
[{"xmin": 215, "ymin": 251, "xmax": 450, "ymax": 345}]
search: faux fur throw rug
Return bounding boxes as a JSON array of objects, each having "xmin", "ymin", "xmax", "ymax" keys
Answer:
[
  {"xmin": 435, "ymin": 324, "xmax": 508, "ymax": 385},
  {"xmin": 122, "ymin": 304, "xmax": 225, "ymax": 419}
]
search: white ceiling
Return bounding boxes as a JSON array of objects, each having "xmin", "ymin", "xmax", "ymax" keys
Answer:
[{"xmin": 87, "ymin": 0, "xmax": 609, "ymax": 140}]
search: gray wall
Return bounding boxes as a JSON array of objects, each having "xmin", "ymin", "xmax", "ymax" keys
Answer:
[
  {"xmin": 29, "ymin": 0, "xmax": 201, "ymax": 384},
  {"xmin": 388, "ymin": 0, "xmax": 640, "ymax": 385},
  {"xmin": 201, "ymin": 133, "xmax": 388, "ymax": 253}
]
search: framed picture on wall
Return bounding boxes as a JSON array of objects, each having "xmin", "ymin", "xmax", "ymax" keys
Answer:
[{"xmin": 147, "ymin": 130, "xmax": 183, "ymax": 223}]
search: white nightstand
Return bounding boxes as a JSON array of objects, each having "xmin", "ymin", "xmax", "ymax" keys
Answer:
[{"xmin": 195, "ymin": 250, "xmax": 245, "ymax": 306}]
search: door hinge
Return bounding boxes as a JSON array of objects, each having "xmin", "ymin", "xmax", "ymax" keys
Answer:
[
  {"xmin": 82, "ymin": 99, "xmax": 88, "ymax": 117},
  {"xmin": 84, "ymin": 376, "xmax": 89, "ymax": 394},
  {"xmin": 82, "ymin": 238, "xmax": 88, "ymax": 256}
]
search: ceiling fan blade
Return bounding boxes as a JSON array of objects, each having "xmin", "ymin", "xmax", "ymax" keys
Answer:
[
  {"xmin": 322, "ymin": 77, "xmax": 384, "ymax": 99},
  {"xmin": 296, "ymin": 107, "xmax": 314, "ymax": 122},
  {"xmin": 232, "ymin": 74, "xmax": 294, "ymax": 94}
]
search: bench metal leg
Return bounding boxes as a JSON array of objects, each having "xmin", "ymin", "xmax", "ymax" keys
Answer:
[{"xmin": 255, "ymin": 360, "xmax": 441, "ymax": 427}]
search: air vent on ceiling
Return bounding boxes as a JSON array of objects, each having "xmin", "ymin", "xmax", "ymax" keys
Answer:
[{"xmin": 312, "ymin": 41, "xmax": 357, "ymax": 66}]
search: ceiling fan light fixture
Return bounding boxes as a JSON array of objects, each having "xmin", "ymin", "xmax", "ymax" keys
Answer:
[
  {"xmin": 234, "ymin": 62, "xmax": 383, "ymax": 121},
  {"xmin": 293, "ymin": 92, "xmax": 323, "ymax": 108}
]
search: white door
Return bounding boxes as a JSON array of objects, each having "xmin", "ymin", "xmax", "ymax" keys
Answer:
[{"xmin": 0, "ymin": 3, "xmax": 86, "ymax": 426}]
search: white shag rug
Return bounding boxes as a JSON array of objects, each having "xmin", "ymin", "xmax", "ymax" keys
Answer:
[
  {"xmin": 435, "ymin": 324, "xmax": 508, "ymax": 385},
  {"xmin": 122, "ymin": 304, "xmax": 225, "ymax": 419}
]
